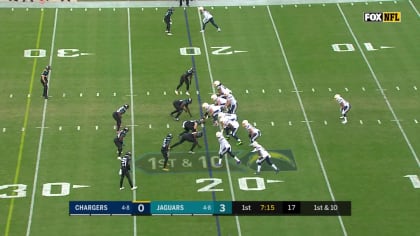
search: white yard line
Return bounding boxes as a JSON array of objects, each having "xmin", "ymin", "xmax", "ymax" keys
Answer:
[
  {"xmin": 25, "ymin": 8, "xmax": 58, "ymax": 236},
  {"xmin": 408, "ymin": 0, "xmax": 420, "ymax": 17},
  {"xmin": 126, "ymin": 7, "xmax": 138, "ymax": 236},
  {"xmin": 337, "ymin": 3, "xmax": 420, "ymax": 168},
  {"xmin": 267, "ymin": 5, "xmax": 348, "ymax": 236},
  {"xmin": 198, "ymin": 8, "xmax": 242, "ymax": 236}
]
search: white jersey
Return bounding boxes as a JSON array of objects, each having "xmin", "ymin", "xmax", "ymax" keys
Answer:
[
  {"xmin": 208, "ymin": 104, "xmax": 222, "ymax": 116},
  {"xmin": 336, "ymin": 97, "xmax": 350, "ymax": 107},
  {"xmin": 220, "ymin": 117, "xmax": 239, "ymax": 129},
  {"xmin": 253, "ymin": 144, "xmax": 270, "ymax": 159},
  {"xmin": 218, "ymin": 136, "xmax": 231, "ymax": 154},
  {"xmin": 214, "ymin": 96, "xmax": 227, "ymax": 106},
  {"xmin": 225, "ymin": 93, "xmax": 237, "ymax": 106},
  {"xmin": 244, "ymin": 123, "xmax": 260, "ymax": 135},
  {"xmin": 217, "ymin": 85, "xmax": 232, "ymax": 96},
  {"xmin": 202, "ymin": 10, "xmax": 213, "ymax": 24},
  {"xmin": 224, "ymin": 113, "xmax": 237, "ymax": 122}
]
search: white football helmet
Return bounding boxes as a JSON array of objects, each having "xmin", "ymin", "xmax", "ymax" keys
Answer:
[
  {"xmin": 334, "ymin": 94, "xmax": 341, "ymax": 100},
  {"xmin": 242, "ymin": 120, "xmax": 249, "ymax": 127},
  {"xmin": 211, "ymin": 94, "xmax": 218, "ymax": 101},
  {"xmin": 198, "ymin": 6, "xmax": 204, "ymax": 11},
  {"xmin": 213, "ymin": 81, "xmax": 221, "ymax": 87},
  {"xmin": 216, "ymin": 131, "xmax": 223, "ymax": 138},
  {"xmin": 202, "ymin": 102, "xmax": 209, "ymax": 110}
]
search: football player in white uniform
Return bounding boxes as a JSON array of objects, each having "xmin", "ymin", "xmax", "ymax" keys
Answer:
[
  {"xmin": 219, "ymin": 113, "xmax": 242, "ymax": 145},
  {"xmin": 202, "ymin": 102, "xmax": 223, "ymax": 126},
  {"xmin": 251, "ymin": 142, "xmax": 279, "ymax": 175},
  {"xmin": 242, "ymin": 120, "xmax": 261, "ymax": 143},
  {"xmin": 213, "ymin": 81, "xmax": 232, "ymax": 97},
  {"xmin": 199, "ymin": 7, "xmax": 221, "ymax": 32},
  {"xmin": 215, "ymin": 132, "xmax": 241, "ymax": 167},
  {"xmin": 334, "ymin": 94, "xmax": 351, "ymax": 124},
  {"xmin": 224, "ymin": 92, "xmax": 238, "ymax": 114},
  {"xmin": 211, "ymin": 94, "xmax": 227, "ymax": 107}
]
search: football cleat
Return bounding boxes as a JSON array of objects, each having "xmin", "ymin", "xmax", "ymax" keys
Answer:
[
  {"xmin": 162, "ymin": 168, "xmax": 169, "ymax": 171},
  {"xmin": 215, "ymin": 163, "xmax": 222, "ymax": 167},
  {"xmin": 236, "ymin": 160, "xmax": 241, "ymax": 165},
  {"xmin": 188, "ymin": 151, "xmax": 195, "ymax": 154},
  {"xmin": 119, "ymin": 187, "xmax": 125, "ymax": 190},
  {"xmin": 175, "ymin": 90, "xmax": 179, "ymax": 95},
  {"xmin": 124, "ymin": 104, "xmax": 129, "ymax": 109},
  {"xmin": 185, "ymin": 91, "xmax": 190, "ymax": 96},
  {"xmin": 131, "ymin": 186, "xmax": 138, "ymax": 191}
]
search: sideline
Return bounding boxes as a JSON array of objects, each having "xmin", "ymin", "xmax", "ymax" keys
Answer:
[{"xmin": 0, "ymin": 0, "xmax": 397, "ymax": 8}]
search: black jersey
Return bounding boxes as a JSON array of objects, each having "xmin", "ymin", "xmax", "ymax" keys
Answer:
[
  {"xmin": 120, "ymin": 154, "xmax": 131, "ymax": 171},
  {"xmin": 161, "ymin": 134, "xmax": 172, "ymax": 151}
]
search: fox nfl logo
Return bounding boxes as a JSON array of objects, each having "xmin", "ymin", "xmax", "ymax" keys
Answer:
[{"xmin": 364, "ymin": 12, "xmax": 401, "ymax": 22}]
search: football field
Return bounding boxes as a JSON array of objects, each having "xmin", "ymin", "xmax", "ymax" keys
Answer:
[{"xmin": 0, "ymin": 0, "xmax": 419, "ymax": 235}]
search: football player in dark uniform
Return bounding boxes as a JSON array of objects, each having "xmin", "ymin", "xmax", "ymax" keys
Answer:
[
  {"xmin": 170, "ymin": 131, "xmax": 203, "ymax": 154},
  {"xmin": 163, "ymin": 7, "xmax": 174, "ymax": 35},
  {"xmin": 175, "ymin": 68, "xmax": 194, "ymax": 96},
  {"xmin": 118, "ymin": 151, "xmax": 137, "ymax": 190},
  {"xmin": 170, "ymin": 98, "xmax": 192, "ymax": 121},
  {"xmin": 40, "ymin": 65, "xmax": 51, "ymax": 99},
  {"xmin": 114, "ymin": 127, "xmax": 129, "ymax": 157},
  {"xmin": 179, "ymin": 119, "xmax": 204, "ymax": 136},
  {"xmin": 161, "ymin": 133, "xmax": 173, "ymax": 171},
  {"xmin": 179, "ymin": 0, "xmax": 189, "ymax": 7},
  {"xmin": 112, "ymin": 104, "xmax": 129, "ymax": 131}
]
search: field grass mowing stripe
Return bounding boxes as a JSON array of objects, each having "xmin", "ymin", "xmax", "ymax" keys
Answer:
[
  {"xmin": 4, "ymin": 8, "xmax": 47, "ymax": 236},
  {"xmin": 267, "ymin": 5, "xmax": 349, "ymax": 236},
  {"xmin": 25, "ymin": 8, "xmax": 59, "ymax": 236},
  {"xmin": 337, "ymin": 3, "xmax": 420, "ymax": 168}
]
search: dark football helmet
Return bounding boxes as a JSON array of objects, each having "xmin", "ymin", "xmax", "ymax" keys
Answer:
[{"xmin": 124, "ymin": 104, "xmax": 129, "ymax": 109}]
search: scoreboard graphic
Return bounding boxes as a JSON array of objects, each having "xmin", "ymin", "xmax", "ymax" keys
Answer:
[{"xmin": 69, "ymin": 201, "xmax": 351, "ymax": 216}]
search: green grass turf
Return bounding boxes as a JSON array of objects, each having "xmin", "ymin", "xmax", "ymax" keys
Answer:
[{"xmin": 0, "ymin": 1, "xmax": 419, "ymax": 236}]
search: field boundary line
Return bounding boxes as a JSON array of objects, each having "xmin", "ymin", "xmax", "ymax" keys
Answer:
[
  {"xmin": 337, "ymin": 3, "xmax": 420, "ymax": 168},
  {"xmin": 267, "ymin": 5, "xmax": 348, "ymax": 236},
  {"xmin": 0, "ymin": 0, "xmax": 396, "ymax": 9},
  {"xmin": 3, "ymin": 8, "xmax": 46, "ymax": 236},
  {"xmin": 25, "ymin": 8, "xmax": 58, "ymax": 236},
  {"xmin": 408, "ymin": 0, "xmax": 420, "ymax": 17}
]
